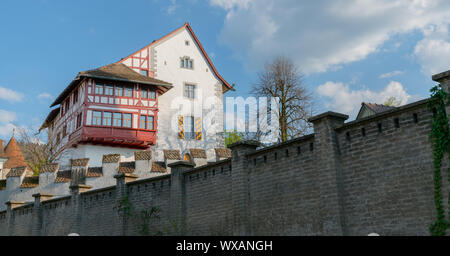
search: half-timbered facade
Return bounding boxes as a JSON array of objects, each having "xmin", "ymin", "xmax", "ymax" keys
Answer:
[
  {"xmin": 41, "ymin": 22, "xmax": 231, "ymax": 167},
  {"xmin": 41, "ymin": 63, "xmax": 172, "ymax": 168}
]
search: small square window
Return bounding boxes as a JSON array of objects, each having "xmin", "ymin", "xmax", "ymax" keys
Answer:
[
  {"xmin": 115, "ymin": 86, "xmax": 123, "ymax": 97},
  {"xmin": 185, "ymin": 40, "xmax": 190, "ymax": 46},
  {"xmin": 184, "ymin": 84, "xmax": 195, "ymax": 99},
  {"xmin": 124, "ymin": 86, "xmax": 133, "ymax": 97},
  {"xmin": 105, "ymin": 85, "xmax": 114, "ymax": 96},
  {"xmin": 95, "ymin": 84, "xmax": 104, "ymax": 95},
  {"xmin": 113, "ymin": 113, "xmax": 122, "ymax": 127},
  {"xmin": 92, "ymin": 111, "xmax": 102, "ymax": 126},
  {"xmin": 123, "ymin": 113, "xmax": 132, "ymax": 128},
  {"xmin": 141, "ymin": 89, "xmax": 148, "ymax": 99}
]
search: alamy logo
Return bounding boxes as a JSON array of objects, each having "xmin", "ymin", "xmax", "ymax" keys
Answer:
[{"xmin": 170, "ymin": 88, "xmax": 280, "ymax": 142}]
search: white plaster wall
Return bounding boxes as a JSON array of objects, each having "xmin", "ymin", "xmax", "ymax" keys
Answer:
[
  {"xmin": 0, "ymin": 178, "xmax": 70, "ymax": 211},
  {"xmin": 151, "ymin": 28, "xmax": 225, "ymax": 162}
]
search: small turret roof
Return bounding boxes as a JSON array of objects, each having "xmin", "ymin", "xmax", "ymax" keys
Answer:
[{"xmin": 3, "ymin": 137, "xmax": 28, "ymax": 169}]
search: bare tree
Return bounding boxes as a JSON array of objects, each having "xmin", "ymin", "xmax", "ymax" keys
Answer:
[
  {"xmin": 16, "ymin": 128, "xmax": 52, "ymax": 176},
  {"xmin": 252, "ymin": 56, "xmax": 313, "ymax": 142}
]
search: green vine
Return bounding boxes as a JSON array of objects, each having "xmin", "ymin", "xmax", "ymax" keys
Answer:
[
  {"xmin": 427, "ymin": 85, "xmax": 450, "ymax": 236},
  {"xmin": 115, "ymin": 195, "xmax": 161, "ymax": 236}
]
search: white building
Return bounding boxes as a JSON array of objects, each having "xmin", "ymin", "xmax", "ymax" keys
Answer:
[{"xmin": 41, "ymin": 22, "xmax": 233, "ymax": 168}]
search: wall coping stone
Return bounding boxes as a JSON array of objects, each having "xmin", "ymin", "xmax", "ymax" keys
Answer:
[
  {"xmin": 168, "ymin": 161, "xmax": 195, "ymax": 168},
  {"xmin": 335, "ymin": 98, "xmax": 433, "ymax": 131},
  {"xmin": 432, "ymin": 70, "xmax": 450, "ymax": 82},
  {"xmin": 228, "ymin": 140, "xmax": 261, "ymax": 150},
  {"xmin": 184, "ymin": 158, "xmax": 231, "ymax": 175},
  {"xmin": 308, "ymin": 111, "xmax": 349, "ymax": 123}
]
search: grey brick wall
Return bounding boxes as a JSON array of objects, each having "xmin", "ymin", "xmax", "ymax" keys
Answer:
[
  {"xmin": 0, "ymin": 96, "xmax": 447, "ymax": 236},
  {"xmin": 185, "ymin": 161, "xmax": 233, "ymax": 235},
  {"xmin": 337, "ymin": 102, "xmax": 441, "ymax": 235}
]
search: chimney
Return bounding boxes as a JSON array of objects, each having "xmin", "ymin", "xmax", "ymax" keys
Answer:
[{"xmin": 0, "ymin": 140, "xmax": 4, "ymax": 154}]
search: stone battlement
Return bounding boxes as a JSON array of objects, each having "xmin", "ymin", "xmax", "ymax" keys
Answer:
[
  {"xmin": 0, "ymin": 147, "xmax": 230, "ymax": 211},
  {"xmin": 0, "ymin": 83, "xmax": 448, "ymax": 235}
]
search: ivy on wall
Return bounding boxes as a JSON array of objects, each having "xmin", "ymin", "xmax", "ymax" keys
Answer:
[{"xmin": 427, "ymin": 85, "xmax": 450, "ymax": 236}]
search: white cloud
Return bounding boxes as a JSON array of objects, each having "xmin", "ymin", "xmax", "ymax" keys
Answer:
[
  {"xmin": 211, "ymin": 0, "xmax": 450, "ymax": 74},
  {"xmin": 0, "ymin": 86, "xmax": 24, "ymax": 102},
  {"xmin": 0, "ymin": 110, "xmax": 17, "ymax": 137},
  {"xmin": 167, "ymin": 0, "xmax": 178, "ymax": 15},
  {"xmin": 379, "ymin": 70, "xmax": 404, "ymax": 79},
  {"xmin": 414, "ymin": 24, "xmax": 450, "ymax": 76},
  {"xmin": 37, "ymin": 93, "xmax": 52, "ymax": 100},
  {"xmin": 210, "ymin": 0, "xmax": 253, "ymax": 10},
  {"xmin": 316, "ymin": 81, "xmax": 411, "ymax": 118}
]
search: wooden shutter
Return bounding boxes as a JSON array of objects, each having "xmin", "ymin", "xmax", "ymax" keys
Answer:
[
  {"xmin": 178, "ymin": 115, "xmax": 185, "ymax": 139},
  {"xmin": 195, "ymin": 117, "xmax": 202, "ymax": 140}
]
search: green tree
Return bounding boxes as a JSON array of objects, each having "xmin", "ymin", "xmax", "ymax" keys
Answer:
[
  {"xmin": 224, "ymin": 130, "xmax": 243, "ymax": 147},
  {"xmin": 383, "ymin": 96, "xmax": 402, "ymax": 107}
]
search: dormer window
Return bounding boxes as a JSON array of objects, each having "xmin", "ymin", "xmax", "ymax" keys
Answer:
[{"xmin": 180, "ymin": 57, "xmax": 193, "ymax": 70}]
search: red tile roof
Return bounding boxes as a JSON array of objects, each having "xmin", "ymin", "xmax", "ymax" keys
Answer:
[
  {"xmin": 50, "ymin": 63, "xmax": 172, "ymax": 107},
  {"xmin": 119, "ymin": 162, "xmax": 135, "ymax": 174},
  {"xmin": 20, "ymin": 176, "xmax": 39, "ymax": 188},
  {"xmin": 54, "ymin": 170, "xmax": 71, "ymax": 183},
  {"xmin": 152, "ymin": 162, "xmax": 167, "ymax": 173},
  {"xmin": 163, "ymin": 150, "xmax": 181, "ymax": 160},
  {"xmin": 189, "ymin": 148, "xmax": 207, "ymax": 159},
  {"xmin": 4, "ymin": 137, "xmax": 29, "ymax": 169},
  {"xmin": 215, "ymin": 148, "xmax": 232, "ymax": 158}
]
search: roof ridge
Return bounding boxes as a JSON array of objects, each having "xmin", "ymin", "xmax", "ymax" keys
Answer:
[{"xmin": 117, "ymin": 22, "xmax": 233, "ymax": 91}]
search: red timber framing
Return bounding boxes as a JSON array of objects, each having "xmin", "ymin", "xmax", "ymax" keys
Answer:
[
  {"xmin": 118, "ymin": 22, "xmax": 234, "ymax": 92},
  {"xmin": 59, "ymin": 78, "xmax": 162, "ymax": 150},
  {"xmin": 82, "ymin": 78, "xmax": 159, "ymax": 148},
  {"xmin": 123, "ymin": 47, "xmax": 154, "ymax": 78}
]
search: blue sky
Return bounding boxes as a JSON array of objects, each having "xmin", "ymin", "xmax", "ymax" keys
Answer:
[{"xmin": 0, "ymin": 0, "xmax": 449, "ymax": 140}]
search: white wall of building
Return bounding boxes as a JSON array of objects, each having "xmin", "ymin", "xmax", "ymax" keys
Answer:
[
  {"xmin": 150, "ymin": 28, "xmax": 225, "ymax": 162},
  {"xmin": 57, "ymin": 145, "xmax": 137, "ymax": 168}
]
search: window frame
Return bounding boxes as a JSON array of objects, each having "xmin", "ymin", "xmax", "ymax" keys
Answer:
[
  {"xmin": 138, "ymin": 115, "xmax": 155, "ymax": 131},
  {"xmin": 95, "ymin": 83, "xmax": 104, "ymax": 95},
  {"xmin": 184, "ymin": 116, "xmax": 195, "ymax": 140},
  {"xmin": 105, "ymin": 84, "xmax": 114, "ymax": 96},
  {"xmin": 140, "ymin": 87, "xmax": 157, "ymax": 101},
  {"xmin": 124, "ymin": 86, "xmax": 134, "ymax": 98},
  {"xmin": 184, "ymin": 83, "xmax": 196, "ymax": 99},
  {"xmin": 180, "ymin": 56, "xmax": 194, "ymax": 70}
]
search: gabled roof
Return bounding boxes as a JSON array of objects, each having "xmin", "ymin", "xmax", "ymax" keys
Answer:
[
  {"xmin": 118, "ymin": 22, "xmax": 234, "ymax": 92},
  {"xmin": 50, "ymin": 63, "xmax": 173, "ymax": 107},
  {"xmin": 356, "ymin": 102, "xmax": 397, "ymax": 120},
  {"xmin": 4, "ymin": 137, "xmax": 29, "ymax": 169}
]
